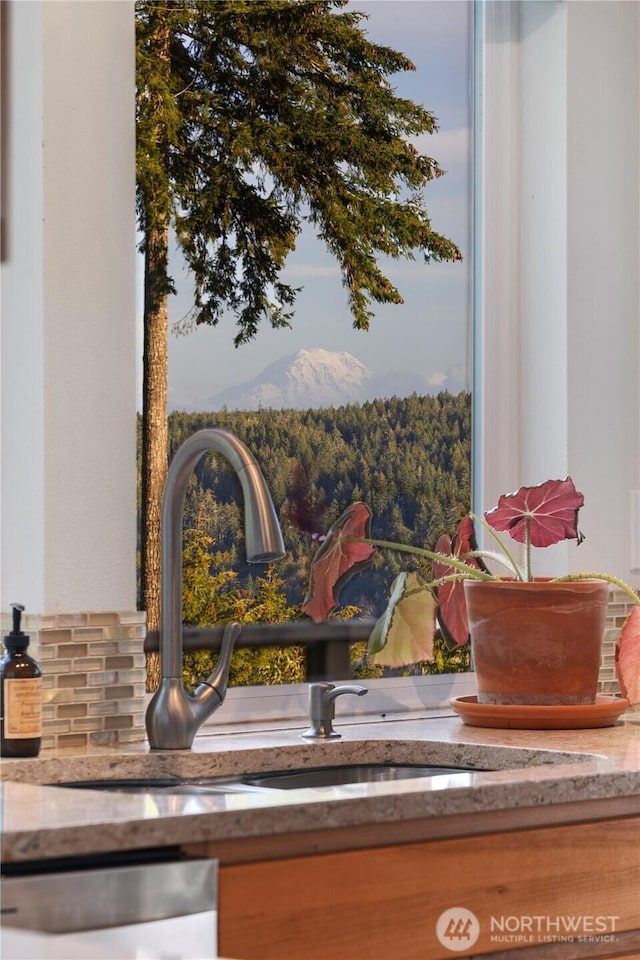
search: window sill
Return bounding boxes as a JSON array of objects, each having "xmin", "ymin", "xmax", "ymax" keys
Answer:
[{"xmin": 198, "ymin": 672, "xmax": 477, "ymax": 729}]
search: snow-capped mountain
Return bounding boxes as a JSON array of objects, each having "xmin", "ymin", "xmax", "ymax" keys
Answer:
[
  {"xmin": 200, "ymin": 348, "xmax": 374, "ymax": 411},
  {"xmin": 175, "ymin": 347, "xmax": 466, "ymax": 412}
]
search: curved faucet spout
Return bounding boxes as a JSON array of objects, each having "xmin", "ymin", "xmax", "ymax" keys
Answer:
[
  {"xmin": 200, "ymin": 621, "xmax": 243, "ymax": 698},
  {"xmin": 146, "ymin": 430, "xmax": 286, "ymax": 750}
]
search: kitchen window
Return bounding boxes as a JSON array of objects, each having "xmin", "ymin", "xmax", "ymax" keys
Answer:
[{"xmin": 154, "ymin": 1, "xmax": 477, "ymax": 706}]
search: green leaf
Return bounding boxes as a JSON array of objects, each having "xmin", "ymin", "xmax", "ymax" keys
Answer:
[{"xmin": 368, "ymin": 571, "xmax": 437, "ymax": 667}]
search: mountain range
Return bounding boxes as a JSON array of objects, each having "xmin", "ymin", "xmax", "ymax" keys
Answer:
[{"xmin": 176, "ymin": 347, "xmax": 462, "ymax": 412}]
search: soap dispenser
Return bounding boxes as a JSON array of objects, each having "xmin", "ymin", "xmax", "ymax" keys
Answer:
[{"xmin": 0, "ymin": 604, "xmax": 42, "ymax": 757}]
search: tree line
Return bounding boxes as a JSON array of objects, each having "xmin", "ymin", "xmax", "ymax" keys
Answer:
[{"xmin": 159, "ymin": 390, "xmax": 472, "ymax": 618}]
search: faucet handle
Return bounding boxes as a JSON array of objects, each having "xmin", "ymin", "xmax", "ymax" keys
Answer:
[{"xmin": 302, "ymin": 682, "xmax": 368, "ymax": 740}]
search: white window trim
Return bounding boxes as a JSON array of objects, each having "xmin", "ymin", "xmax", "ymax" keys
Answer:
[
  {"xmin": 473, "ymin": 0, "xmax": 572, "ymax": 551},
  {"xmin": 475, "ymin": 0, "xmax": 640, "ymax": 583}
]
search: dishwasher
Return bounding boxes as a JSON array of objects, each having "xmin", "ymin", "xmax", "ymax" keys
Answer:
[{"xmin": 1, "ymin": 848, "xmax": 218, "ymax": 959}]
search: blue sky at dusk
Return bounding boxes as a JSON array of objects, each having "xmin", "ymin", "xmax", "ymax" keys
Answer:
[{"xmin": 137, "ymin": 0, "xmax": 472, "ymax": 410}]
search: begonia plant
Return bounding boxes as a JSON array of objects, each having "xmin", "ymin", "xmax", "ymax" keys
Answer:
[{"xmin": 303, "ymin": 477, "xmax": 640, "ymax": 704}]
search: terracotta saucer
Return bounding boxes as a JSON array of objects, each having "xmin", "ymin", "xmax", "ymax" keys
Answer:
[{"xmin": 450, "ymin": 695, "xmax": 630, "ymax": 730}]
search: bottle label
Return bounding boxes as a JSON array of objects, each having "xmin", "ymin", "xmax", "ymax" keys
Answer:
[{"xmin": 3, "ymin": 678, "xmax": 42, "ymax": 738}]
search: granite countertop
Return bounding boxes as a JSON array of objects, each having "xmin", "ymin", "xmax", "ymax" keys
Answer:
[{"xmin": 2, "ymin": 708, "xmax": 639, "ymax": 863}]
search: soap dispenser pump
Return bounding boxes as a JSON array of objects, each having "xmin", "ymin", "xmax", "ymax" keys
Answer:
[{"xmin": 0, "ymin": 604, "xmax": 42, "ymax": 757}]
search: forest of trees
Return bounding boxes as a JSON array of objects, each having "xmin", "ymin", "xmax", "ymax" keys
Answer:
[
  {"xmin": 160, "ymin": 391, "xmax": 471, "ymax": 610},
  {"xmin": 138, "ymin": 390, "xmax": 472, "ymax": 684}
]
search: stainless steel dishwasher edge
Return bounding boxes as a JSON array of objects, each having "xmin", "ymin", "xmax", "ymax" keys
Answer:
[{"xmin": 1, "ymin": 856, "xmax": 218, "ymax": 960}]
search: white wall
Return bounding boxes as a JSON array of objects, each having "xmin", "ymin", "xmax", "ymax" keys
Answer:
[
  {"xmin": 566, "ymin": 0, "xmax": 640, "ymax": 584},
  {"xmin": 1, "ymin": 0, "xmax": 137, "ymax": 614},
  {"xmin": 477, "ymin": 0, "xmax": 640, "ymax": 586}
]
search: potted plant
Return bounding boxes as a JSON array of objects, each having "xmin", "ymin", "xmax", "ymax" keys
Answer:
[{"xmin": 303, "ymin": 477, "xmax": 640, "ymax": 716}]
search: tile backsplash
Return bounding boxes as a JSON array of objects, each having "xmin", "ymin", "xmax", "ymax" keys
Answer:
[
  {"xmin": 15, "ymin": 610, "xmax": 147, "ymax": 750},
  {"xmin": 599, "ymin": 589, "xmax": 636, "ymax": 698}
]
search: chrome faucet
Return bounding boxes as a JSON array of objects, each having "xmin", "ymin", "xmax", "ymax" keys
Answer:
[
  {"xmin": 146, "ymin": 429, "xmax": 286, "ymax": 749},
  {"xmin": 302, "ymin": 682, "xmax": 368, "ymax": 740}
]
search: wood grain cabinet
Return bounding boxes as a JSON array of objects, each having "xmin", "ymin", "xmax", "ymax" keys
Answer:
[{"xmin": 213, "ymin": 816, "xmax": 640, "ymax": 960}]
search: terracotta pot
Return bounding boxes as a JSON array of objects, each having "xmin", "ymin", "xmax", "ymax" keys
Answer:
[{"xmin": 463, "ymin": 579, "xmax": 609, "ymax": 706}]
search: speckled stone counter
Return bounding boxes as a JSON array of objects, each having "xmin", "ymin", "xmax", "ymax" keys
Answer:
[{"xmin": 2, "ymin": 708, "xmax": 639, "ymax": 864}]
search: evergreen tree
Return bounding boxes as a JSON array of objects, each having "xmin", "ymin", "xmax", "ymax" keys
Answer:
[
  {"xmin": 136, "ymin": 0, "xmax": 463, "ymax": 680},
  {"xmin": 160, "ymin": 392, "xmax": 472, "ymax": 615}
]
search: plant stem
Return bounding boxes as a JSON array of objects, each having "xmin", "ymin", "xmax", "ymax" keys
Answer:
[
  {"xmin": 552, "ymin": 572, "xmax": 640, "ymax": 605},
  {"xmin": 431, "ymin": 572, "xmax": 486, "ymax": 589},
  {"xmin": 524, "ymin": 516, "xmax": 532, "ymax": 581},
  {"xmin": 355, "ymin": 538, "xmax": 496, "ymax": 581},
  {"xmin": 466, "ymin": 550, "xmax": 522, "ymax": 575},
  {"xmin": 470, "ymin": 512, "xmax": 523, "ymax": 580}
]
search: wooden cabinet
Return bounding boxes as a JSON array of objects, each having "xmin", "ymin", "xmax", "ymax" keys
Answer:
[{"xmin": 215, "ymin": 816, "xmax": 640, "ymax": 960}]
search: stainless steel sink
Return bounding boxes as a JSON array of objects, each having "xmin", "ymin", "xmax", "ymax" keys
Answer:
[
  {"xmin": 56, "ymin": 763, "xmax": 485, "ymax": 795},
  {"xmin": 56, "ymin": 776, "xmax": 278, "ymax": 796},
  {"xmin": 242, "ymin": 763, "xmax": 481, "ymax": 789}
]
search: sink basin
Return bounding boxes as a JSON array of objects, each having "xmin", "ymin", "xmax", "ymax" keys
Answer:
[
  {"xmin": 242, "ymin": 763, "xmax": 482, "ymax": 789},
  {"xmin": 57, "ymin": 776, "xmax": 277, "ymax": 796},
  {"xmin": 56, "ymin": 763, "xmax": 484, "ymax": 795}
]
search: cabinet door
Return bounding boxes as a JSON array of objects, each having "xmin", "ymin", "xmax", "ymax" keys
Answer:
[{"xmin": 219, "ymin": 817, "xmax": 640, "ymax": 960}]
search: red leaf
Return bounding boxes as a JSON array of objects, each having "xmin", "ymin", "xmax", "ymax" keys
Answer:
[
  {"xmin": 484, "ymin": 477, "xmax": 585, "ymax": 548},
  {"xmin": 615, "ymin": 606, "xmax": 640, "ymax": 705},
  {"xmin": 302, "ymin": 503, "xmax": 376, "ymax": 622},
  {"xmin": 433, "ymin": 516, "xmax": 486, "ymax": 648}
]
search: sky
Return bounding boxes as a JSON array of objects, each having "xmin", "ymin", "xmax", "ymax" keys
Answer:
[{"xmin": 136, "ymin": 0, "xmax": 472, "ymax": 411}]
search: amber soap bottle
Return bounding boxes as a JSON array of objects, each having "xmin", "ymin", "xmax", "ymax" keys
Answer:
[{"xmin": 0, "ymin": 604, "xmax": 42, "ymax": 757}]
